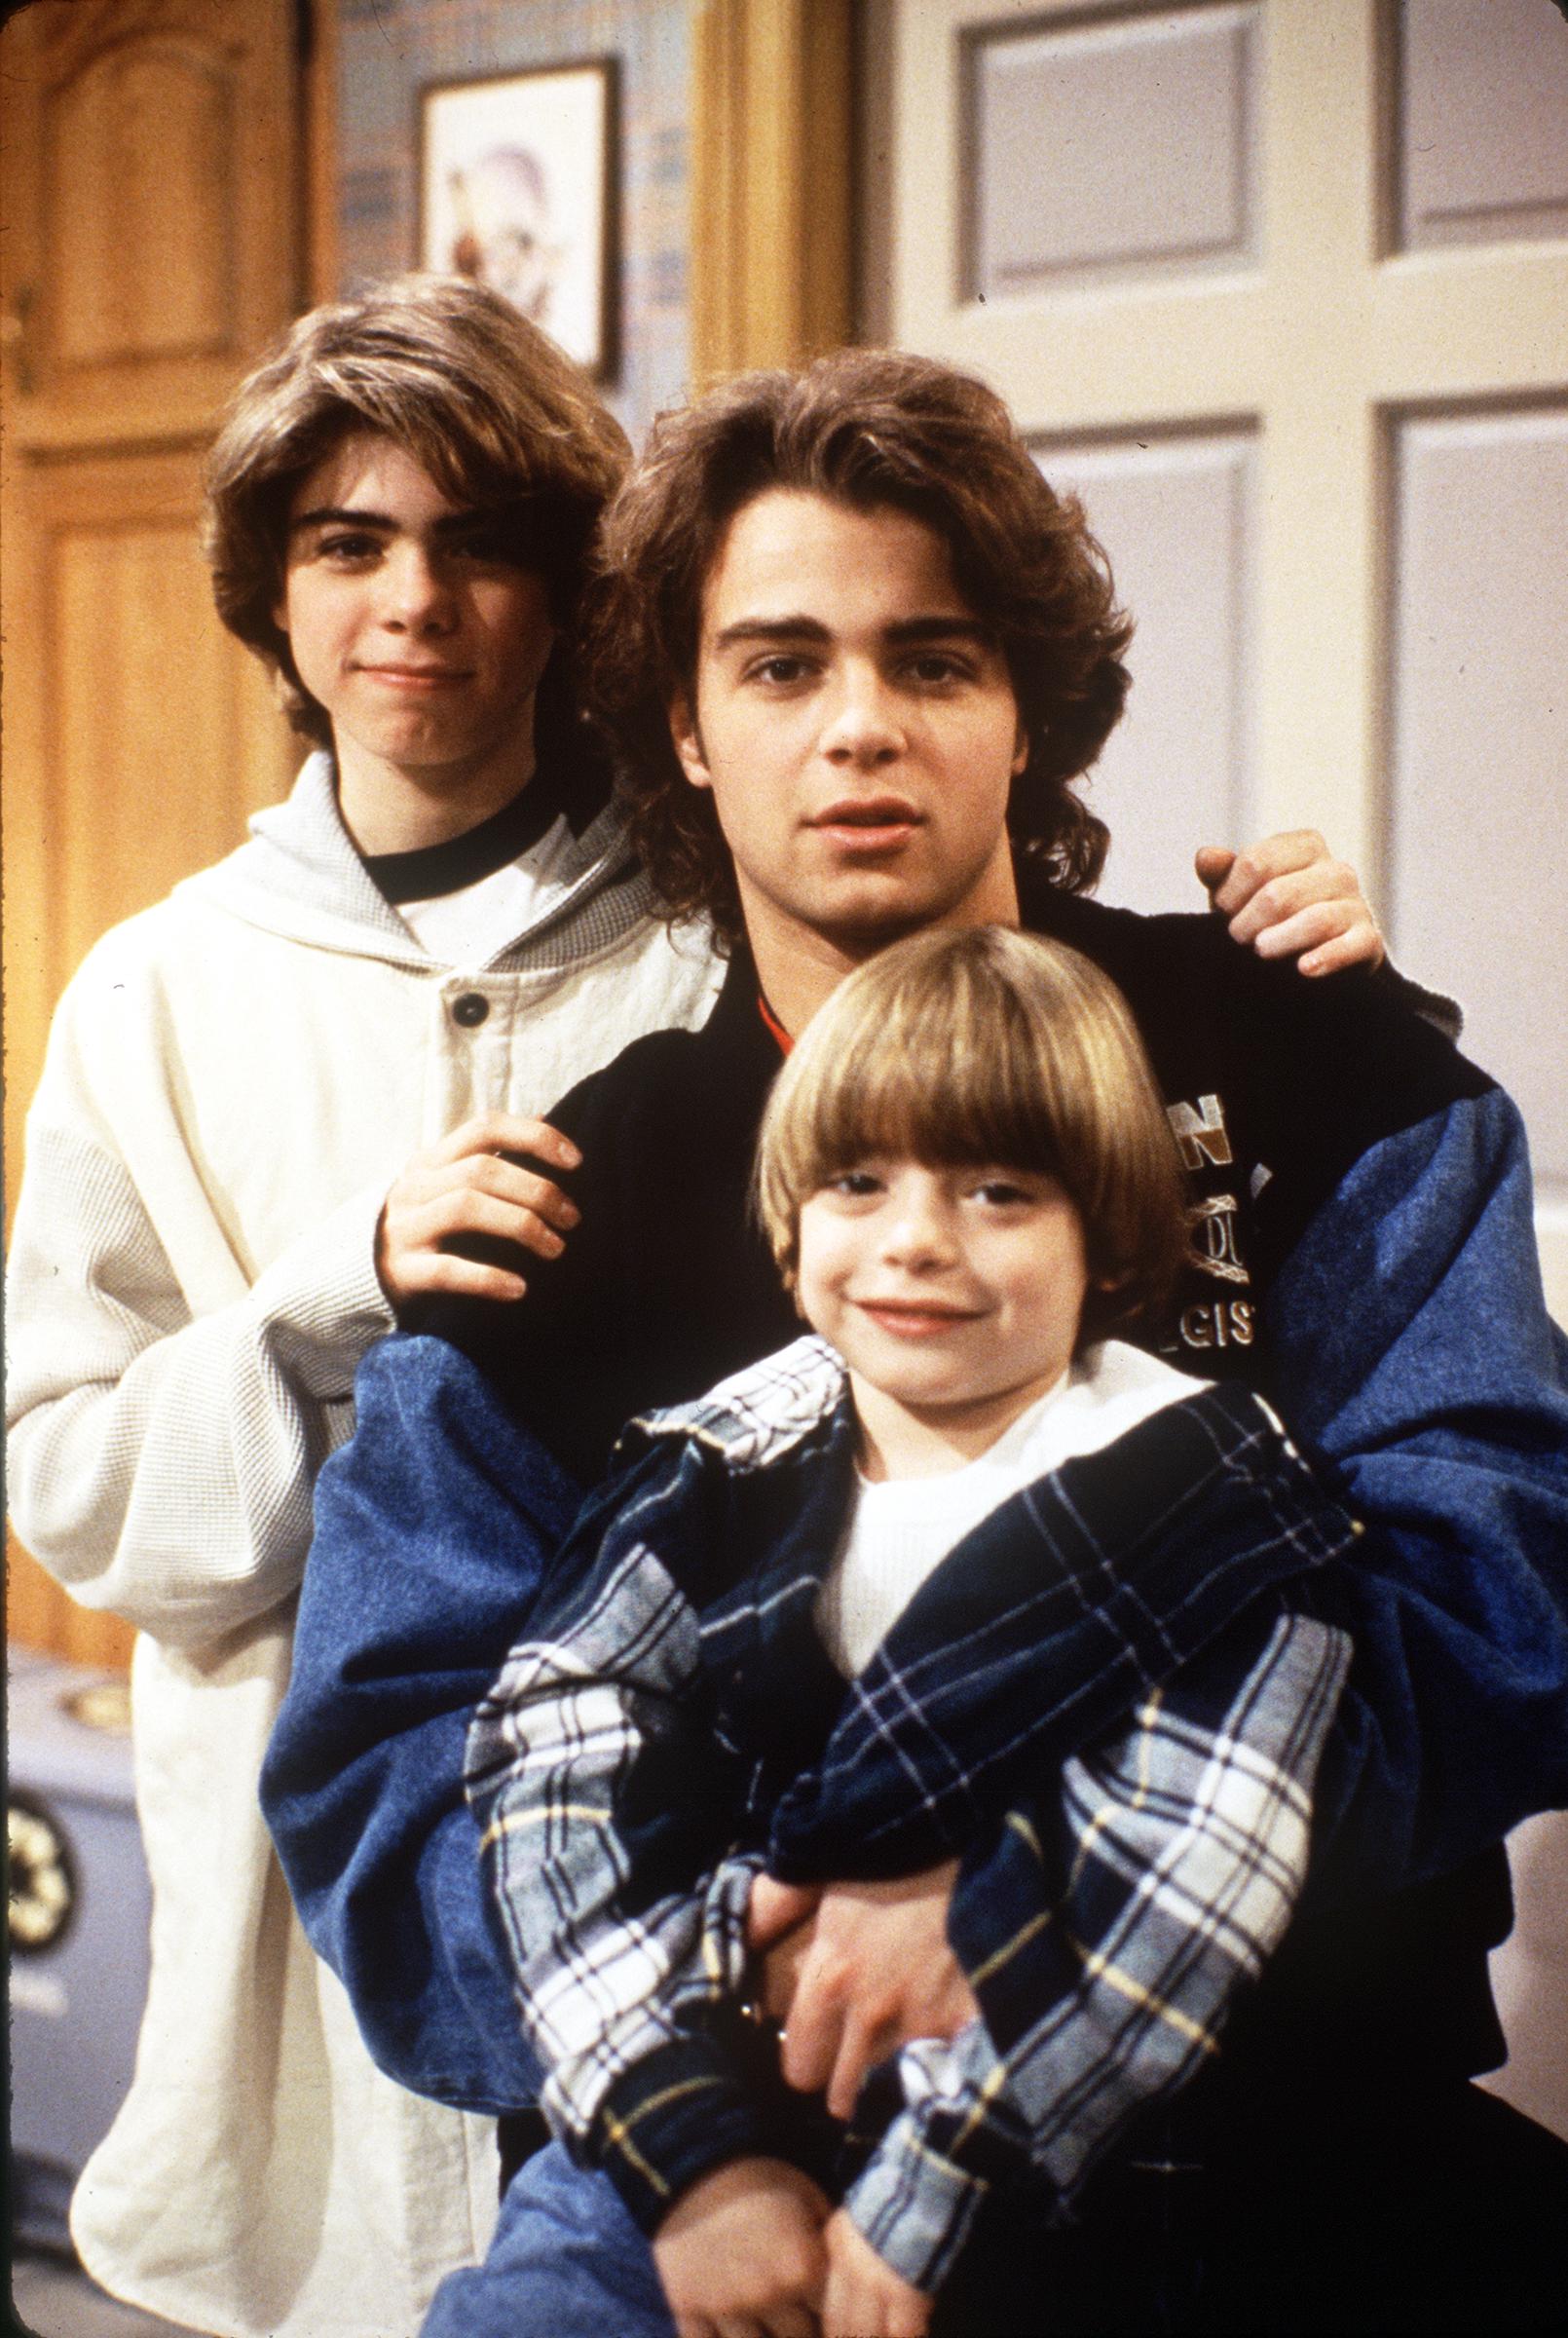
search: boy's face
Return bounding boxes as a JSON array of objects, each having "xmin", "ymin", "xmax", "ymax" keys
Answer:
[
  {"xmin": 274, "ymin": 431, "xmax": 556, "ymax": 840},
  {"xmin": 796, "ymin": 1158, "xmax": 1093, "ymax": 1459},
  {"xmin": 669, "ymin": 490, "xmax": 1026, "ymax": 966}
]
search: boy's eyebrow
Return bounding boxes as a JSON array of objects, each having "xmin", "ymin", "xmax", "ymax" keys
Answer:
[
  {"xmin": 884, "ymin": 615, "xmax": 994, "ymax": 646},
  {"xmin": 710, "ymin": 612, "xmax": 993, "ymax": 652},
  {"xmin": 289, "ymin": 504, "xmax": 395, "ymax": 536},
  {"xmin": 287, "ymin": 504, "xmax": 490, "ymax": 538}
]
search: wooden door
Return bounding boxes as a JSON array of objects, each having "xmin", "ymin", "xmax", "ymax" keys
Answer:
[{"xmin": 3, "ymin": 0, "xmax": 309, "ymax": 1669}]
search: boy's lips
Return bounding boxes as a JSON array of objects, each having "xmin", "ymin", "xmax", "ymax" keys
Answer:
[
  {"xmin": 854, "ymin": 1298, "xmax": 981, "ymax": 1337},
  {"xmin": 358, "ymin": 662, "xmax": 472, "ymax": 688},
  {"xmin": 808, "ymin": 796, "xmax": 922, "ymax": 850}
]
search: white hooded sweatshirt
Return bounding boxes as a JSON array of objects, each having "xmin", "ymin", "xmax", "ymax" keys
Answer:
[{"xmin": 5, "ymin": 754, "xmax": 723, "ymax": 2338}]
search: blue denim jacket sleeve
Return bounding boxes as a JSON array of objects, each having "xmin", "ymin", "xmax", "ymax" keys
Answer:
[
  {"xmin": 1271, "ymin": 1088, "xmax": 1568, "ymax": 1887},
  {"xmin": 261, "ymin": 1333, "xmax": 582, "ymax": 2111}
]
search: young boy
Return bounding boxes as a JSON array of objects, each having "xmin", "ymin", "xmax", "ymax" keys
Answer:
[
  {"xmin": 435, "ymin": 926, "xmax": 1361, "ymax": 2338},
  {"xmin": 2, "ymin": 275, "xmax": 721, "ymax": 2338}
]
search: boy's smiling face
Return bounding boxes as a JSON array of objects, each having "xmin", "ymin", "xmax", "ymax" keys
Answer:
[{"xmin": 796, "ymin": 1157, "xmax": 1095, "ymax": 1478}]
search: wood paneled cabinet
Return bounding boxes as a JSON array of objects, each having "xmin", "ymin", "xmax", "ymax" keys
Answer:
[{"xmin": 3, "ymin": 0, "xmax": 309, "ymax": 1670}]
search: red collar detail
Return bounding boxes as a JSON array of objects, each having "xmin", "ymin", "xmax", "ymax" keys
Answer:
[{"xmin": 757, "ymin": 991, "xmax": 793, "ymax": 1056}]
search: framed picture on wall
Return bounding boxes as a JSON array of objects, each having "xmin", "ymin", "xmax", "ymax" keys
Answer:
[{"xmin": 419, "ymin": 58, "xmax": 618, "ymax": 380}]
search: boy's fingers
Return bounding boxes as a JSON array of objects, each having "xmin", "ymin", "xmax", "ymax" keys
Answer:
[
  {"xmin": 748, "ymin": 1873, "xmax": 821, "ymax": 1952},
  {"xmin": 1194, "ymin": 844, "xmax": 1236, "ymax": 898},
  {"xmin": 778, "ymin": 1964, "xmax": 843, "ymax": 2095},
  {"xmin": 430, "ymin": 1112, "xmax": 582, "ymax": 1173},
  {"xmin": 392, "ymin": 1254, "xmax": 528, "ymax": 1302},
  {"xmin": 757, "ymin": 1923, "xmax": 811, "ymax": 2026},
  {"xmin": 1202, "ymin": 830, "xmax": 1327, "ymax": 917},
  {"xmin": 822, "ymin": 2216, "xmax": 929, "ymax": 2338},
  {"xmin": 1217, "ymin": 855, "xmax": 1385, "ymax": 971},
  {"xmin": 760, "ymin": 2310, "xmax": 817, "ymax": 2338},
  {"xmin": 417, "ymin": 1155, "xmax": 579, "ymax": 1232},
  {"xmin": 451, "ymin": 1155, "xmax": 581, "ymax": 1229},
  {"xmin": 1248, "ymin": 902, "xmax": 1379, "ymax": 966},
  {"xmin": 779, "ymin": 2012, "xmax": 837, "ymax": 2096},
  {"xmin": 1239, "ymin": 828, "xmax": 1328, "ymax": 890},
  {"xmin": 1298, "ymin": 925, "xmax": 1383, "ymax": 976},
  {"xmin": 825, "ymin": 2004, "xmax": 892, "ymax": 2120},
  {"xmin": 417, "ymin": 1190, "xmax": 565, "ymax": 1259},
  {"xmin": 379, "ymin": 1185, "xmax": 581, "ymax": 1303},
  {"xmin": 1225, "ymin": 862, "xmax": 1357, "ymax": 942}
]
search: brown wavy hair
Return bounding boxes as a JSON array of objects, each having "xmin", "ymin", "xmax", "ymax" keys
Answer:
[
  {"xmin": 203, "ymin": 273, "xmax": 630, "ymax": 748},
  {"xmin": 583, "ymin": 349, "xmax": 1133, "ymax": 942}
]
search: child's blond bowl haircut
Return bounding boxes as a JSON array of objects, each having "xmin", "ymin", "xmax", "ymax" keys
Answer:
[
  {"xmin": 203, "ymin": 272, "xmax": 630, "ymax": 744},
  {"xmin": 755, "ymin": 925, "xmax": 1188, "ymax": 1344}
]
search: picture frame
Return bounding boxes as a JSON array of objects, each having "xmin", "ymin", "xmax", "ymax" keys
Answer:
[{"xmin": 418, "ymin": 58, "xmax": 618, "ymax": 381}]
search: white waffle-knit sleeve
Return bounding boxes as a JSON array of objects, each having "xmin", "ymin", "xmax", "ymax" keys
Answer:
[{"xmin": 6, "ymin": 1016, "xmax": 395, "ymax": 1652}]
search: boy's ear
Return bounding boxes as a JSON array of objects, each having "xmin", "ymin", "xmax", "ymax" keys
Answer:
[
  {"xmin": 775, "ymin": 1255, "xmax": 809, "ymax": 1319},
  {"xmin": 1011, "ymin": 720, "xmax": 1028, "ymax": 778},
  {"xmin": 668, "ymin": 691, "xmax": 712, "ymax": 793}
]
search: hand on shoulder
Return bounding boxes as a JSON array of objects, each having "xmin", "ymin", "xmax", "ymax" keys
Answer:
[
  {"xmin": 1196, "ymin": 830, "xmax": 1385, "ymax": 977},
  {"xmin": 377, "ymin": 1111, "xmax": 581, "ymax": 1305}
]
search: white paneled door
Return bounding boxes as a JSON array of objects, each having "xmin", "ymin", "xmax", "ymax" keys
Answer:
[{"xmin": 865, "ymin": 0, "xmax": 1568, "ymax": 1322}]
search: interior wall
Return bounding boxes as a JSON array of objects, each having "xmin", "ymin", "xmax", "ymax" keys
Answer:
[{"xmin": 334, "ymin": 0, "xmax": 692, "ymax": 443}]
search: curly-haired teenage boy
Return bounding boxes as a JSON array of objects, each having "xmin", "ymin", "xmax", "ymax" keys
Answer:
[
  {"xmin": 7, "ymin": 293, "xmax": 1374, "ymax": 2336},
  {"xmin": 265, "ymin": 351, "xmax": 1568, "ymax": 2330}
]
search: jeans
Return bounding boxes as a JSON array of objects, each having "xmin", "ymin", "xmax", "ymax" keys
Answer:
[{"xmin": 421, "ymin": 2143, "xmax": 674, "ymax": 2338}]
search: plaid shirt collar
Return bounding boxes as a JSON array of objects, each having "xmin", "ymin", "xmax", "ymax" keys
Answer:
[{"xmin": 626, "ymin": 1335, "xmax": 847, "ymax": 1473}]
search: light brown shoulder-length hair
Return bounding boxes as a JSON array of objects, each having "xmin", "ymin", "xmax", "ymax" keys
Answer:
[
  {"xmin": 754, "ymin": 925, "xmax": 1186, "ymax": 1345},
  {"xmin": 583, "ymin": 348, "xmax": 1134, "ymax": 944},
  {"xmin": 203, "ymin": 273, "xmax": 629, "ymax": 746}
]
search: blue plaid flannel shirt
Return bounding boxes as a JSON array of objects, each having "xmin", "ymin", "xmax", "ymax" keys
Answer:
[{"xmin": 466, "ymin": 1339, "xmax": 1356, "ymax": 2293}]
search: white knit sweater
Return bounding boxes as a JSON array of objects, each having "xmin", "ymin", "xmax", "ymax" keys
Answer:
[{"xmin": 5, "ymin": 754, "xmax": 723, "ymax": 2338}]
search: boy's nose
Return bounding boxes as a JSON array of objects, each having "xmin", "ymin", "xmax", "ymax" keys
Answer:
[
  {"xmin": 879, "ymin": 1194, "xmax": 955, "ymax": 1267},
  {"xmin": 820, "ymin": 670, "xmax": 906, "ymax": 766},
  {"xmin": 380, "ymin": 544, "xmax": 457, "ymax": 631}
]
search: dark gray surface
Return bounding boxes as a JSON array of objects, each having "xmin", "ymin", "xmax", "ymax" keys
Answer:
[{"xmin": 10, "ymin": 2255, "xmax": 204, "ymax": 2338}]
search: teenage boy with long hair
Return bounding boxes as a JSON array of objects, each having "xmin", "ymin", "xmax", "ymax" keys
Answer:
[
  {"xmin": 266, "ymin": 351, "xmax": 1568, "ymax": 2328},
  {"xmin": 3, "ymin": 276, "xmax": 728, "ymax": 2338},
  {"xmin": 7, "ymin": 298, "xmax": 1368, "ymax": 2336}
]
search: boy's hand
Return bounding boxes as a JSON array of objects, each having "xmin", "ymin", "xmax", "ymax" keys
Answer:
[
  {"xmin": 1196, "ymin": 830, "xmax": 1385, "ymax": 976},
  {"xmin": 376, "ymin": 1112, "xmax": 580, "ymax": 1305},
  {"xmin": 748, "ymin": 1865, "xmax": 978, "ymax": 2120},
  {"xmin": 653, "ymin": 2155, "xmax": 830, "ymax": 2338},
  {"xmin": 822, "ymin": 2208, "xmax": 932, "ymax": 2338}
]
